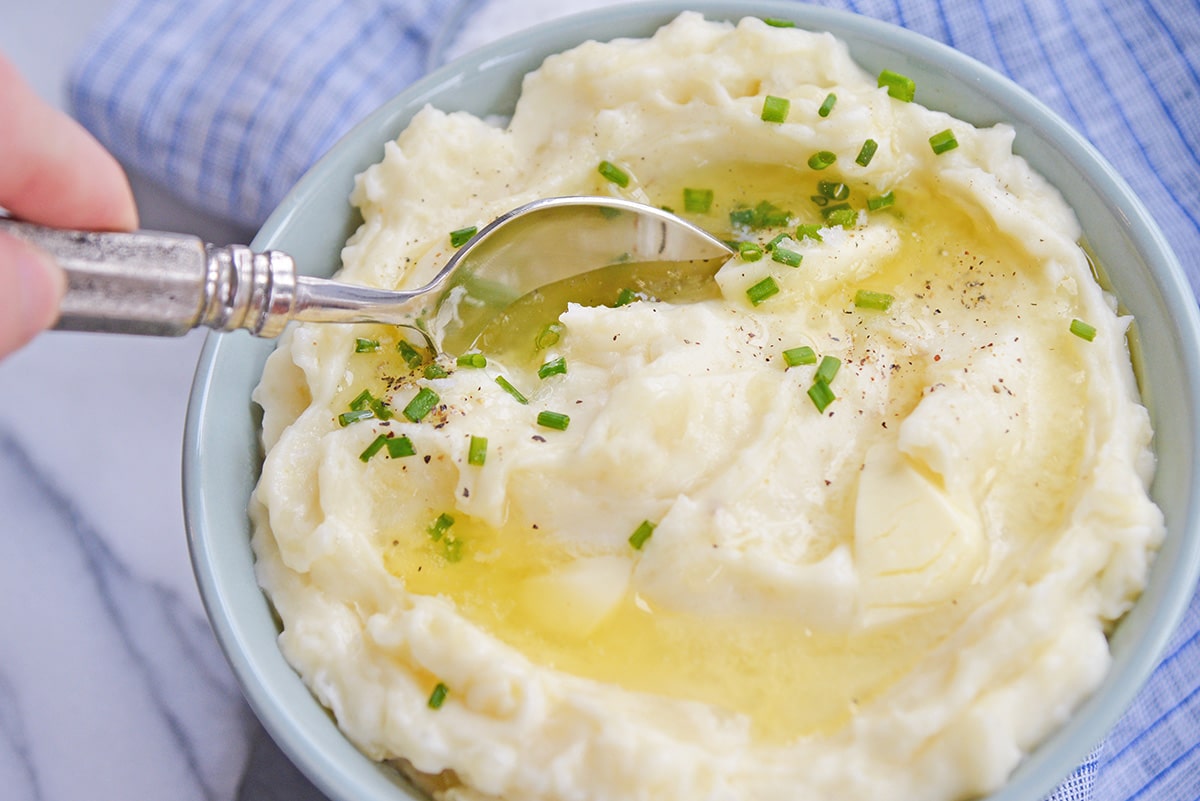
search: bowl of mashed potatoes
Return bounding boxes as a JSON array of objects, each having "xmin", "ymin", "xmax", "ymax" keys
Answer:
[{"xmin": 184, "ymin": 4, "xmax": 1200, "ymax": 801}]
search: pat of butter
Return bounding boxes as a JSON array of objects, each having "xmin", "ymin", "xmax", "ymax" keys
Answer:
[
  {"xmin": 518, "ymin": 556, "xmax": 633, "ymax": 639},
  {"xmin": 855, "ymin": 442, "xmax": 985, "ymax": 624}
]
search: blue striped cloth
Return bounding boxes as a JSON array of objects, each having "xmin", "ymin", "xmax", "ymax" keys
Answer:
[{"xmin": 68, "ymin": 1, "xmax": 1200, "ymax": 800}]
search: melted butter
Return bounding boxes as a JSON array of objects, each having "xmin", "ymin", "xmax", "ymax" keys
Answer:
[{"xmin": 368, "ymin": 161, "xmax": 1093, "ymax": 741}]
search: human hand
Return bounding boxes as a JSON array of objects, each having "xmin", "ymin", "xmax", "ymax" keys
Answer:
[{"xmin": 0, "ymin": 53, "xmax": 137, "ymax": 360}]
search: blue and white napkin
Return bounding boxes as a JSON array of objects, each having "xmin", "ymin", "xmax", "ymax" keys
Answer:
[{"xmin": 68, "ymin": 1, "xmax": 1200, "ymax": 799}]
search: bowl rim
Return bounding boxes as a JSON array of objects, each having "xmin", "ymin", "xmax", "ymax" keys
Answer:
[{"xmin": 184, "ymin": 3, "xmax": 1200, "ymax": 801}]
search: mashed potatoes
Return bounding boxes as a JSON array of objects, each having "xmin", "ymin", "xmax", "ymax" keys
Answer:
[{"xmin": 251, "ymin": 13, "xmax": 1163, "ymax": 801}]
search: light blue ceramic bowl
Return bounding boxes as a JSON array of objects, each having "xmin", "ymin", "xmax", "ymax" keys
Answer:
[{"xmin": 183, "ymin": 3, "xmax": 1200, "ymax": 800}]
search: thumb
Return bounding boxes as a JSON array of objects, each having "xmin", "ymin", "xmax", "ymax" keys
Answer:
[{"xmin": 0, "ymin": 231, "xmax": 66, "ymax": 360}]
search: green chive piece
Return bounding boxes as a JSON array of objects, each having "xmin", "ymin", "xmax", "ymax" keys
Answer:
[
  {"xmin": 795, "ymin": 223, "xmax": 823, "ymax": 241},
  {"xmin": 1070, "ymin": 318, "xmax": 1097, "ymax": 341},
  {"xmin": 763, "ymin": 17, "xmax": 795, "ymax": 27},
  {"xmin": 746, "ymin": 277, "xmax": 780, "ymax": 306},
  {"xmin": 424, "ymin": 363, "xmax": 450, "ymax": 379},
  {"xmin": 761, "ymin": 95, "xmax": 790, "ymax": 123},
  {"xmin": 338, "ymin": 409, "xmax": 374, "ymax": 427},
  {"xmin": 810, "ymin": 194, "xmax": 829, "ymax": 207},
  {"xmin": 538, "ymin": 357, "xmax": 567, "ymax": 380},
  {"xmin": 629, "ymin": 520, "xmax": 657, "ymax": 550},
  {"xmin": 402, "ymin": 387, "xmax": 440, "ymax": 422},
  {"xmin": 783, "ymin": 346, "xmax": 818, "ymax": 367},
  {"xmin": 354, "ymin": 337, "xmax": 380, "ymax": 353},
  {"xmin": 807, "ymin": 150, "xmax": 836, "ymax": 170},
  {"xmin": 772, "ymin": 246, "xmax": 803, "ymax": 268},
  {"xmin": 856, "ymin": 138, "xmax": 879, "ymax": 167},
  {"xmin": 468, "ymin": 435, "xmax": 487, "ymax": 466},
  {"xmin": 614, "ymin": 287, "xmax": 639, "ymax": 307},
  {"xmin": 683, "ymin": 188, "xmax": 714, "ymax": 213},
  {"xmin": 878, "ymin": 69, "xmax": 916, "ymax": 102},
  {"xmin": 456, "ymin": 352, "xmax": 487, "ymax": 368},
  {"xmin": 386, "ymin": 436, "xmax": 416, "ymax": 458},
  {"xmin": 495, "ymin": 375, "xmax": 528, "ymax": 404},
  {"xmin": 428, "ymin": 513, "xmax": 455, "ymax": 541},
  {"xmin": 929, "ymin": 129, "xmax": 959, "ymax": 154},
  {"xmin": 730, "ymin": 207, "xmax": 756, "ymax": 227},
  {"xmin": 818, "ymin": 93, "xmax": 838, "ymax": 118},
  {"xmin": 765, "ymin": 232, "xmax": 788, "ymax": 251},
  {"xmin": 428, "ymin": 682, "xmax": 449, "ymax": 709},
  {"xmin": 867, "ymin": 191, "xmax": 896, "ymax": 210},
  {"xmin": 537, "ymin": 410, "xmax": 571, "ymax": 431},
  {"xmin": 808, "ymin": 380, "xmax": 836, "ymax": 412},
  {"xmin": 349, "ymin": 389, "xmax": 374, "ymax": 412},
  {"xmin": 815, "ymin": 355, "xmax": 841, "ymax": 385},
  {"xmin": 855, "ymin": 289, "xmax": 894, "ymax": 311},
  {"xmin": 360, "ymin": 435, "xmax": 389, "ymax": 462},
  {"xmin": 818, "ymin": 181, "xmax": 850, "ymax": 201},
  {"xmin": 737, "ymin": 241, "xmax": 764, "ymax": 261},
  {"xmin": 397, "ymin": 339, "xmax": 424, "ymax": 368},
  {"xmin": 449, "ymin": 226, "xmax": 477, "ymax": 248},
  {"xmin": 535, "ymin": 322, "xmax": 564, "ymax": 350},
  {"xmin": 825, "ymin": 208, "xmax": 858, "ymax": 227},
  {"xmin": 755, "ymin": 200, "xmax": 791, "ymax": 227},
  {"xmin": 598, "ymin": 160, "xmax": 630, "ymax": 187}
]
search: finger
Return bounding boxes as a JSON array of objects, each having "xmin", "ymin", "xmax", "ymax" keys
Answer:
[
  {"xmin": 0, "ymin": 232, "xmax": 66, "ymax": 360},
  {"xmin": 0, "ymin": 53, "xmax": 138, "ymax": 231}
]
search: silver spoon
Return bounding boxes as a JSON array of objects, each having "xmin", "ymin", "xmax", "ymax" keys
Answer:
[{"xmin": 0, "ymin": 196, "xmax": 732, "ymax": 350}]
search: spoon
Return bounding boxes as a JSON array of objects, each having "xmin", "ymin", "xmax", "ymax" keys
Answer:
[{"xmin": 0, "ymin": 196, "xmax": 732, "ymax": 350}]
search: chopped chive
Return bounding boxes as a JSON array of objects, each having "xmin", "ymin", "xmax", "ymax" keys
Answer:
[
  {"xmin": 538, "ymin": 356, "xmax": 567, "ymax": 379},
  {"xmin": 855, "ymin": 138, "xmax": 879, "ymax": 167},
  {"xmin": 783, "ymin": 345, "xmax": 818, "ymax": 367},
  {"xmin": 818, "ymin": 92, "xmax": 837, "ymax": 118},
  {"xmin": 598, "ymin": 160, "xmax": 630, "ymax": 187},
  {"xmin": 495, "ymin": 375, "xmax": 528, "ymax": 404},
  {"xmin": 795, "ymin": 223, "xmax": 823, "ymax": 241},
  {"xmin": 755, "ymin": 200, "xmax": 791, "ymax": 227},
  {"xmin": 765, "ymin": 232, "xmax": 789, "ymax": 251},
  {"xmin": 818, "ymin": 181, "xmax": 850, "ymax": 201},
  {"xmin": 360, "ymin": 435, "xmax": 389, "ymax": 462},
  {"xmin": 338, "ymin": 409, "xmax": 374, "ymax": 427},
  {"xmin": 1070, "ymin": 318, "xmax": 1097, "ymax": 341},
  {"xmin": 354, "ymin": 337, "xmax": 380, "ymax": 353},
  {"xmin": 683, "ymin": 188, "xmax": 714, "ymax": 213},
  {"xmin": 614, "ymin": 287, "xmax": 639, "ymax": 307},
  {"xmin": 449, "ymin": 226, "xmax": 477, "ymax": 248},
  {"xmin": 386, "ymin": 436, "xmax": 416, "ymax": 458},
  {"xmin": 424, "ymin": 363, "xmax": 450, "ymax": 379},
  {"xmin": 807, "ymin": 150, "xmax": 836, "ymax": 170},
  {"xmin": 772, "ymin": 246, "xmax": 803, "ymax": 267},
  {"xmin": 810, "ymin": 194, "xmax": 829, "ymax": 207},
  {"xmin": 746, "ymin": 276, "xmax": 780, "ymax": 306},
  {"xmin": 815, "ymin": 355, "xmax": 841, "ymax": 385},
  {"xmin": 730, "ymin": 207, "xmax": 756, "ymax": 227},
  {"xmin": 825, "ymin": 208, "xmax": 858, "ymax": 227},
  {"xmin": 428, "ymin": 682, "xmax": 449, "ymax": 709},
  {"xmin": 761, "ymin": 95, "xmax": 790, "ymax": 123},
  {"xmin": 397, "ymin": 339, "xmax": 424, "ymax": 368},
  {"xmin": 855, "ymin": 289, "xmax": 894, "ymax": 311},
  {"xmin": 929, "ymin": 129, "xmax": 959, "ymax": 154},
  {"xmin": 428, "ymin": 512, "xmax": 455, "ymax": 541},
  {"xmin": 629, "ymin": 520, "xmax": 656, "ymax": 550},
  {"xmin": 737, "ymin": 241, "xmax": 764, "ymax": 261},
  {"xmin": 402, "ymin": 387, "xmax": 440, "ymax": 422},
  {"xmin": 537, "ymin": 410, "xmax": 571, "ymax": 431},
  {"xmin": 536, "ymin": 322, "xmax": 564, "ymax": 350},
  {"xmin": 821, "ymin": 202, "xmax": 852, "ymax": 219},
  {"xmin": 808, "ymin": 380, "xmax": 836, "ymax": 412},
  {"xmin": 349, "ymin": 389, "xmax": 374, "ymax": 411},
  {"xmin": 878, "ymin": 70, "xmax": 916, "ymax": 102},
  {"xmin": 468, "ymin": 435, "xmax": 488, "ymax": 466},
  {"xmin": 867, "ymin": 191, "xmax": 896, "ymax": 210},
  {"xmin": 763, "ymin": 17, "xmax": 795, "ymax": 27},
  {"xmin": 456, "ymin": 352, "xmax": 487, "ymax": 368}
]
